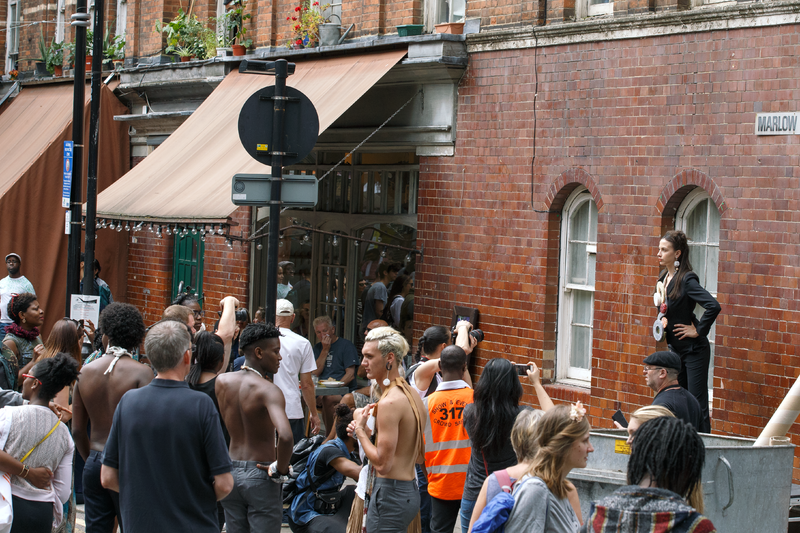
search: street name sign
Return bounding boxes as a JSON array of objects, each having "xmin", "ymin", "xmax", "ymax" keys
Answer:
[{"xmin": 231, "ymin": 174, "xmax": 318, "ymax": 207}]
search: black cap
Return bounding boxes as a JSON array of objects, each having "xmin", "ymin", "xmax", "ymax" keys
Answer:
[{"xmin": 643, "ymin": 351, "xmax": 681, "ymax": 372}]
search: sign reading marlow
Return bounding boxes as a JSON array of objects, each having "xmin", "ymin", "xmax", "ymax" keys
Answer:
[{"xmin": 755, "ymin": 112, "xmax": 799, "ymax": 135}]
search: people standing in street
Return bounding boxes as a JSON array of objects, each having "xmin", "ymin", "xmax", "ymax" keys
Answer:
[
  {"xmin": 581, "ymin": 417, "xmax": 715, "ymax": 533},
  {"xmin": 359, "ymin": 263, "xmax": 400, "ymax": 340},
  {"xmin": 274, "ymin": 299, "xmax": 320, "ymax": 442},
  {"xmin": 100, "ymin": 320, "xmax": 233, "ymax": 533},
  {"xmin": 504, "ymin": 404, "xmax": 594, "ymax": 533},
  {"xmin": 313, "ymin": 316, "xmax": 359, "ymax": 434},
  {"xmin": 73, "ymin": 302, "xmax": 154, "ymax": 533},
  {"xmin": 215, "ymin": 322, "xmax": 294, "ymax": 533},
  {"xmin": 172, "ymin": 292, "xmax": 204, "ymax": 332},
  {"xmin": 655, "ymin": 230, "xmax": 720, "ymax": 433},
  {"xmin": 423, "ymin": 345, "xmax": 473, "ymax": 533},
  {"xmin": 79, "ymin": 254, "xmax": 113, "ymax": 313},
  {"xmin": 0, "ymin": 254, "xmax": 35, "ymax": 336},
  {"xmin": 460, "ymin": 358, "xmax": 524, "ymax": 533},
  {"xmin": 350, "ymin": 326, "xmax": 426, "ymax": 533},
  {"xmin": 641, "ymin": 351, "xmax": 703, "ymax": 432},
  {"xmin": 1, "ymin": 293, "xmax": 44, "ymax": 390},
  {"xmin": 1, "ymin": 353, "xmax": 79, "ymax": 533}
]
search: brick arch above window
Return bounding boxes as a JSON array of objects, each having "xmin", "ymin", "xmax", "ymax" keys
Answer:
[
  {"xmin": 544, "ymin": 168, "xmax": 604, "ymax": 212},
  {"xmin": 657, "ymin": 169, "xmax": 727, "ymax": 218}
]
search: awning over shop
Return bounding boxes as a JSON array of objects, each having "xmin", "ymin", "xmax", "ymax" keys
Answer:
[
  {"xmin": 0, "ymin": 82, "xmax": 130, "ymax": 335},
  {"xmin": 95, "ymin": 49, "xmax": 408, "ymax": 225}
]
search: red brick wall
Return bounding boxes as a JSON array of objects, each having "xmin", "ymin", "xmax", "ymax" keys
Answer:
[
  {"xmin": 125, "ymin": 208, "xmax": 252, "ymax": 330},
  {"xmin": 417, "ymin": 24, "xmax": 800, "ymax": 477}
]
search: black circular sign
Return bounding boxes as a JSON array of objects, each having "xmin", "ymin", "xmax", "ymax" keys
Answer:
[{"xmin": 238, "ymin": 86, "xmax": 320, "ymax": 167}]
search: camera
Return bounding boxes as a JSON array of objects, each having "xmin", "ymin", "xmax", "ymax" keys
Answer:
[
  {"xmin": 515, "ymin": 364, "xmax": 530, "ymax": 376},
  {"xmin": 451, "ymin": 324, "xmax": 484, "ymax": 344},
  {"xmin": 235, "ymin": 309, "xmax": 249, "ymax": 322}
]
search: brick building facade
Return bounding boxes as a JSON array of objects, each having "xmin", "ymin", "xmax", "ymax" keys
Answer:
[{"xmin": 5, "ymin": 0, "xmax": 800, "ymax": 487}]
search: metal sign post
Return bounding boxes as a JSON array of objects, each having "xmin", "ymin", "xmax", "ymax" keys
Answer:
[{"xmin": 238, "ymin": 59, "xmax": 319, "ymax": 322}]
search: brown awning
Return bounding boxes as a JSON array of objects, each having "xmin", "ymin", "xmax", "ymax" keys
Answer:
[
  {"xmin": 0, "ymin": 82, "xmax": 130, "ymax": 335},
  {"xmin": 95, "ymin": 49, "xmax": 407, "ymax": 225}
]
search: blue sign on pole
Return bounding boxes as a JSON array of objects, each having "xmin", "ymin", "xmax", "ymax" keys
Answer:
[{"xmin": 62, "ymin": 141, "xmax": 73, "ymax": 208}]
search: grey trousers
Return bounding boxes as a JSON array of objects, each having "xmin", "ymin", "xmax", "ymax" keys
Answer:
[
  {"xmin": 366, "ymin": 478, "xmax": 419, "ymax": 533},
  {"xmin": 222, "ymin": 460, "xmax": 283, "ymax": 533}
]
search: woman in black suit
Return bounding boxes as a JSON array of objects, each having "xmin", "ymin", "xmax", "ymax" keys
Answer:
[{"xmin": 655, "ymin": 230, "xmax": 721, "ymax": 432}]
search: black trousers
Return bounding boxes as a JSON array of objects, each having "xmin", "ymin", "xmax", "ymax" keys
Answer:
[
  {"xmin": 10, "ymin": 495, "xmax": 52, "ymax": 533},
  {"xmin": 430, "ymin": 496, "xmax": 461, "ymax": 533},
  {"xmin": 84, "ymin": 449, "xmax": 123, "ymax": 533},
  {"xmin": 674, "ymin": 338, "xmax": 712, "ymax": 433}
]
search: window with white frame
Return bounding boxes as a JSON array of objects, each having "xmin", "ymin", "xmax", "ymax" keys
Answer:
[
  {"xmin": 557, "ymin": 188, "xmax": 598, "ymax": 384},
  {"xmin": 55, "ymin": 0, "xmax": 66, "ymax": 43},
  {"xmin": 216, "ymin": 0, "xmax": 227, "ymax": 43},
  {"xmin": 424, "ymin": 0, "xmax": 465, "ymax": 30},
  {"xmin": 115, "ymin": 0, "xmax": 127, "ymax": 42},
  {"xmin": 6, "ymin": 0, "xmax": 20, "ymax": 69},
  {"xmin": 676, "ymin": 188, "xmax": 720, "ymax": 390},
  {"xmin": 575, "ymin": 0, "xmax": 613, "ymax": 18}
]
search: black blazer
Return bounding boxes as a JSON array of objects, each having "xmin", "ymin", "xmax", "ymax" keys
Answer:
[{"xmin": 659, "ymin": 271, "xmax": 721, "ymax": 351}]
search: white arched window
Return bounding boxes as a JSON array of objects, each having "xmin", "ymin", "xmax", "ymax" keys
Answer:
[
  {"xmin": 676, "ymin": 188, "xmax": 720, "ymax": 390},
  {"xmin": 557, "ymin": 187, "xmax": 598, "ymax": 384}
]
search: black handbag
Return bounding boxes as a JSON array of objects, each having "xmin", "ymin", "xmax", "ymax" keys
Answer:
[{"xmin": 312, "ymin": 486, "xmax": 343, "ymax": 515}]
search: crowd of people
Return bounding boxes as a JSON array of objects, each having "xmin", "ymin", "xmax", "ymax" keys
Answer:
[{"xmin": 0, "ymin": 229, "xmax": 721, "ymax": 533}]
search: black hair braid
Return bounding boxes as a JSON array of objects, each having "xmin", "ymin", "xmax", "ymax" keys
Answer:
[
  {"xmin": 239, "ymin": 322, "xmax": 282, "ymax": 353},
  {"xmin": 33, "ymin": 353, "xmax": 80, "ymax": 402},
  {"xmin": 414, "ymin": 335, "xmax": 427, "ymax": 363},
  {"xmin": 186, "ymin": 332, "xmax": 225, "ymax": 386},
  {"xmin": 627, "ymin": 417, "xmax": 705, "ymax": 500}
]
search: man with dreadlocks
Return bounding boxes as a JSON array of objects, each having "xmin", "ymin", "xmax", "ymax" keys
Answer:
[{"xmin": 581, "ymin": 417, "xmax": 716, "ymax": 533}]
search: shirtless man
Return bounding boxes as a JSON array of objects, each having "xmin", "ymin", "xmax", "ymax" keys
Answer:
[
  {"xmin": 351, "ymin": 326, "xmax": 427, "ymax": 533},
  {"xmin": 72, "ymin": 302, "xmax": 153, "ymax": 533},
  {"xmin": 216, "ymin": 322, "xmax": 294, "ymax": 533}
]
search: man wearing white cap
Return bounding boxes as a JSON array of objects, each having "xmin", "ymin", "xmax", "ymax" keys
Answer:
[
  {"xmin": 274, "ymin": 299, "xmax": 320, "ymax": 443},
  {"xmin": 0, "ymin": 253, "xmax": 35, "ymax": 334}
]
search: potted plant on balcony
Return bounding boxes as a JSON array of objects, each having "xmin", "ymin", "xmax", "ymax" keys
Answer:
[
  {"xmin": 219, "ymin": 1, "xmax": 252, "ymax": 56},
  {"xmin": 103, "ymin": 31, "xmax": 125, "ymax": 70},
  {"xmin": 36, "ymin": 31, "xmax": 63, "ymax": 77},
  {"xmin": 285, "ymin": 1, "xmax": 331, "ymax": 49},
  {"xmin": 156, "ymin": 10, "xmax": 206, "ymax": 60}
]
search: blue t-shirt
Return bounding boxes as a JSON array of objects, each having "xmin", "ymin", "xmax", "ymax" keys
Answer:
[
  {"xmin": 103, "ymin": 379, "xmax": 232, "ymax": 533},
  {"xmin": 290, "ymin": 437, "xmax": 350, "ymax": 525},
  {"xmin": 313, "ymin": 337, "xmax": 359, "ymax": 390}
]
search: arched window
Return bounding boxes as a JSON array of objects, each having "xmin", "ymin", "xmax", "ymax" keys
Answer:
[
  {"xmin": 676, "ymin": 188, "xmax": 720, "ymax": 389},
  {"xmin": 557, "ymin": 187, "xmax": 598, "ymax": 384}
]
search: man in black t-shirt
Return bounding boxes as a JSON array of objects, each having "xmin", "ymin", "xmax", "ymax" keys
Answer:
[
  {"xmin": 643, "ymin": 351, "xmax": 704, "ymax": 432},
  {"xmin": 101, "ymin": 321, "xmax": 233, "ymax": 533}
]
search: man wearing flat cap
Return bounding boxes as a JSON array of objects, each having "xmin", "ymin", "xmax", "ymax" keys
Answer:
[
  {"xmin": 643, "ymin": 351, "xmax": 705, "ymax": 432},
  {"xmin": 0, "ymin": 253, "xmax": 35, "ymax": 335}
]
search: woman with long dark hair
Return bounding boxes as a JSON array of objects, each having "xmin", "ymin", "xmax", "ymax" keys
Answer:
[
  {"xmin": 655, "ymin": 230, "xmax": 720, "ymax": 432},
  {"xmin": 460, "ymin": 358, "xmax": 524, "ymax": 533},
  {"xmin": 0, "ymin": 353, "xmax": 79, "ymax": 533}
]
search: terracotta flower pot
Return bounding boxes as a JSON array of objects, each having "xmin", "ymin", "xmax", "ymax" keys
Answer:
[
  {"xmin": 232, "ymin": 44, "xmax": 246, "ymax": 56},
  {"xmin": 180, "ymin": 56, "xmax": 191, "ymax": 62},
  {"xmin": 53, "ymin": 65, "xmax": 63, "ymax": 77},
  {"xmin": 85, "ymin": 55, "xmax": 93, "ymax": 69},
  {"xmin": 434, "ymin": 22, "xmax": 464, "ymax": 34}
]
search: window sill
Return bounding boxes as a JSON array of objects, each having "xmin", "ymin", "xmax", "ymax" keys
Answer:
[{"xmin": 587, "ymin": 2, "xmax": 614, "ymax": 16}]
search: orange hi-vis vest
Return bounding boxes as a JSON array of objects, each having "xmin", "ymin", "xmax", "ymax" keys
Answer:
[{"xmin": 423, "ymin": 384, "xmax": 473, "ymax": 501}]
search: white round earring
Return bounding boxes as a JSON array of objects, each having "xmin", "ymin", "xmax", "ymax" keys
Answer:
[
  {"xmin": 383, "ymin": 378, "xmax": 391, "ymax": 387},
  {"xmin": 674, "ymin": 260, "xmax": 680, "ymax": 268}
]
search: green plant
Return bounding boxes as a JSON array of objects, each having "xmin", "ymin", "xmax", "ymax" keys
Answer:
[
  {"xmin": 155, "ymin": 9, "xmax": 207, "ymax": 57},
  {"xmin": 36, "ymin": 30, "xmax": 64, "ymax": 74},
  {"xmin": 199, "ymin": 26, "xmax": 219, "ymax": 59},
  {"xmin": 218, "ymin": 1, "xmax": 252, "ymax": 49},
  {"xmin": 285, "ymin": 1, "xmax": 331, "ymax": 48},
  {"xmin": 103, "ymin": 31, "xmax": 125, "ymax": 60},
  {"xmin": 65, "ymin": 30, "xmax": 94, "ymax": 66}
]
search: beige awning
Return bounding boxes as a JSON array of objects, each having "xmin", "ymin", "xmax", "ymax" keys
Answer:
[{"xmin": 95, "ymin": 49, "xmax": 407, "ymax": 224}]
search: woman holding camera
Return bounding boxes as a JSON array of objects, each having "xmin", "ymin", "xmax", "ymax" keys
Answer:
[
  {"xmin": 655, "ymin": 230, "xmax": 720, "ymax": 433},
  {"xmin": 289, "ymin": 403, "xmax": 360, "ymax": 533}
]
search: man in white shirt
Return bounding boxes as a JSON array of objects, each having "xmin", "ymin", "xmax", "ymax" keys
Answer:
[
  {"xmin": 0, "ymin": 253, "xmax": 35, "ymax": 334},
  {"xmin": 274, "ymin": 299, "xmax": 320, "ymax": 442}
]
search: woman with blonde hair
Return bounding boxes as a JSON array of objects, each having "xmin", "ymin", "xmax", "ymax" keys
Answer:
[
  {"xmin": 504, "ymin": 403, "xmax": 594, "ymax": 533},
  {"xmin": 624, "ymin": 405, "xmax": 674, "ymax": 444}
]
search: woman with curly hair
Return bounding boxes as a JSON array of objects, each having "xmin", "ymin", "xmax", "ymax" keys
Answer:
[
  {"xmin": 0, "ymin": 353, "xmax": 80, "ymax": 533},
  {"xmin": 504, "ymin": 403, "xmax": 594, "ymax": 533},
  {"xmin": 0, "ymin": 293, "xmax": 44, "ymax": 390}
]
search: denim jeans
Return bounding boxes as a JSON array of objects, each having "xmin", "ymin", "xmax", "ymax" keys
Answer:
[
  {"xmin": 459, "ymin": 498, "xmax": 476, "ymax": 533},
  {"xmin": 416, "ymin": 464, "xmax": 432, "ymax": 533}
]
